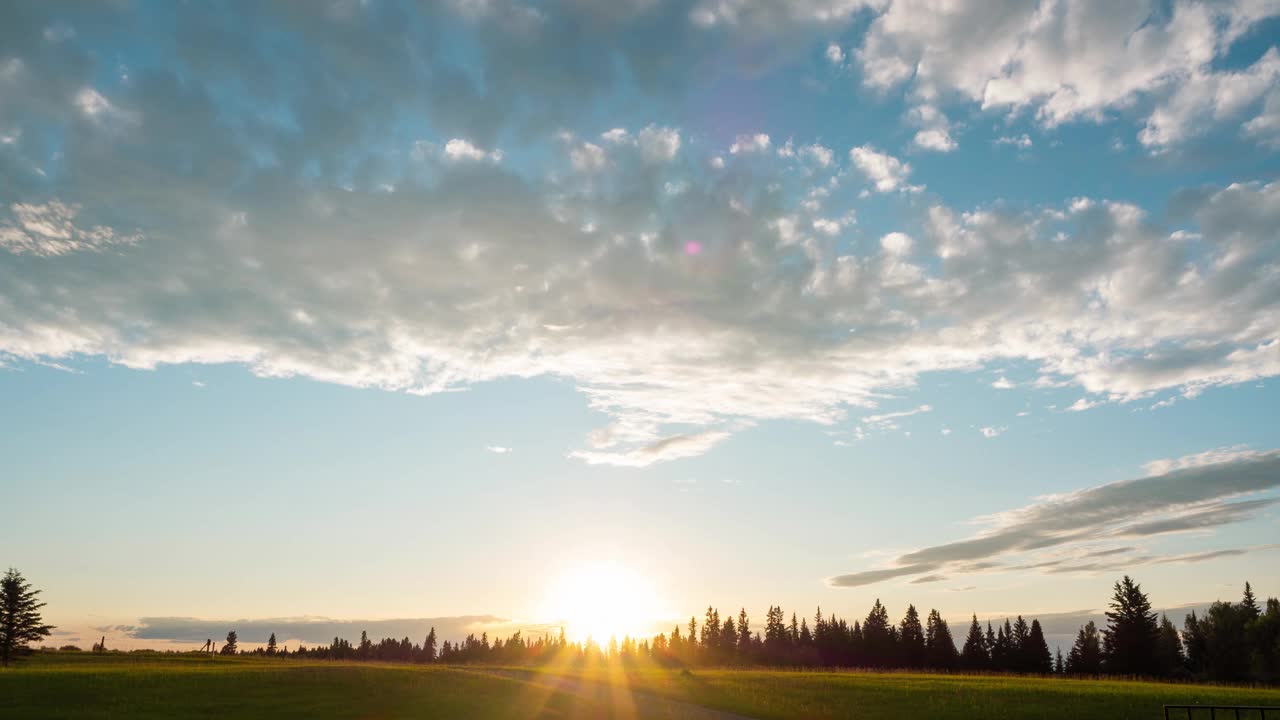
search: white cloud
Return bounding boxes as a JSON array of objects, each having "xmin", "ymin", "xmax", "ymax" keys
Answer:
[
  {"xmin": 486, "ymin": 445, "xmax": 513, "ymax": 454},
  {"xmin": 855, "ymin": 0, "xmax": 1280, "ymax": 147},
  {"xmin": 995, "ymin": 134, "xmax": 1032, "ymax": 149},
  {"xmin": 979, "ymin": 426, "xmax": 1004, "ymax": 438},
  {"xmin": 850, "ymin": 145, "xmax": 911, "ymax": 191},
  {"xmin": 443, "ymin": 138, "xmax": 503, "ymax": 163},
  {"xmin": 730, "ymin": 133, "xmax": 771, "ymax": 154},
  {"xmin": 826, "ymin": 42, "xmax": 845, "ymax": 65},
  {"xmin": 812, "ymin": 218, "xmax": 841, "ymax": 236},
  {"xmin": 0, "ymin": 201, "xmax": 141, "ymax": 257},
  {"xmin": 1067, "ymin": 398, "xmax": 1099, "ymax": 412},
  {"xmin": 879, "ymin": 231, "xmax": 913, "ymax": 256},
  {"xmin": 637, "ymin": 125, "xmax": 681, "ymax": 163},
  {"xmin": 992, "ymin": 376, "xmax": 1015, "ymax": 389},
  {"xmin": 569, "ymin": 141, "xmax": 608, "ymax": 172}
]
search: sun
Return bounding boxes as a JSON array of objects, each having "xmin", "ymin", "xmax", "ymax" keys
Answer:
[{"xmin": 540, "ymin": 561, "xmax": 662, "ymax": 644}]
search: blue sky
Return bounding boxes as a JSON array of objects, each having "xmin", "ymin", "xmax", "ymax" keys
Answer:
[{"xmin": 1, "ymin": 0, "xmax": 1279, "ymax": 650}]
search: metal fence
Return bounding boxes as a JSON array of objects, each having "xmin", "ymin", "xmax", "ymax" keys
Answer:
[{"xmin": 1164, "ymin": 706, "xmax": 1280, "ymax": 720}]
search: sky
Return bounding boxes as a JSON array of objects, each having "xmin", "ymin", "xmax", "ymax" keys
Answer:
[{"xmin": 1, "ymin": 0, "xmax": 1279, "ymax": 652}]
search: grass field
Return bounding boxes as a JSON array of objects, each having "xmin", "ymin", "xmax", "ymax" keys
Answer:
[{"xmin": 3, "ymin": 652, "xmax": 1280, "ymax": 719}]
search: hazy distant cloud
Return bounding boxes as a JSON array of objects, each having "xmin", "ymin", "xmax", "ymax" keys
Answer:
[
  {"xmin": 828, "ymin": 449, "xmax": 1280, "ymax": 587},
  {"xmin": 486, "ymin": 445, "xmax": 512, "ymax": 454},
  {"xmin": 909, "ymin": 574, "xmax": 947, "ymax": 584},
  {"xmin": 126, "ymin": 615, "xmax": 513, "ymax": 646},
  {"xmin": 569, "ymin": 430, "xmax": 732, "ymax": 467}
]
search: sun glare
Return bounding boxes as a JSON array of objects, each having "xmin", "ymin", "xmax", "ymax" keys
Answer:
[{"xmin": 540, "ymin": 561, "xmax": 662, "ymax": 645}]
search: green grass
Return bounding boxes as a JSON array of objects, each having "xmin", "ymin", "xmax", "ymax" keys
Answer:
[
  {"xmin": 5, "ymin": 652, "xmax": 1280, "ymax": 719},
  {"xmin": 533, "ymin": 664, "xmax": 1280, "ymax": 720},
  {"xmin": 0, "ymin": 652, "xmax": 617, "ymax": 719}
]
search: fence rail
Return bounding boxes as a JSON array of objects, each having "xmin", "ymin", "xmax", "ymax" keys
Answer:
[{"xmin": 1164, "ymin": 706, "xmax": 1280, "ymax": 720}]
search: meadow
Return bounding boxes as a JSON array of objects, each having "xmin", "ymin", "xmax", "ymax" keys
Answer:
[{"xmin": 3, "ymin": 652, "xmax": 1280, "ymax": 720}]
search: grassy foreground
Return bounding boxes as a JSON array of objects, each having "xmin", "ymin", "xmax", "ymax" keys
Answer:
[{"xmin": 4, "ymin": 652, "xmax": 1280, "ymax": 719}]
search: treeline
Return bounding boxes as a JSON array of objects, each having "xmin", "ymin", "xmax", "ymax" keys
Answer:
[{"xmin": 219, "ymin": 576, "xmax": 1279, "ymax": 684}]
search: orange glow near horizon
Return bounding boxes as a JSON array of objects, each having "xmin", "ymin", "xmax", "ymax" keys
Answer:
[{"xmin": 539, "ymin": 561, "xmax": 663, "ymax": 645}]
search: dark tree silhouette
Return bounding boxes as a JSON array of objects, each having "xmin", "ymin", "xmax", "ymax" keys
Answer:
[
  {"xmin": 1102, "ymin": 576, "xmax": 1159, "ymax": 675},
  {"xmin": 1026, "ymin": 620, "xmax": 1052, "ymax": 674},
  {"xmin": 221, "ymin": 631, "xmax": 238, "ymax": 655},
  {"xmin": 0, "ymin": 569, "xmax": 54, "ymax": 667},
  {"xmin": 266, "ymin": 632, "xmax": 278, "ymax": 655},
  {"xmin": 1242, "ymin": 581, "xmax": 1260, "ymax": 620},
  {"xmin": 422, "ymin": 627, "xmax": 437, "ymax": 663},
  {"xmin": 925, "ymin": 609, "xmax": 958, "ymax": 670},
  {"xmin": 1067, "ymin": 621, "xmax": 1102, "ymax": 674},
  {"xmin": 960, "ymin": 615, "xmax": 988, "ymax": 670},
  {"xmin": 862, "ymin": 600, "xmax": 894, "ymax": 668},
  {"xmin": 1155, "ymin": 614, "xmax": 1183, "ymax": 676}
]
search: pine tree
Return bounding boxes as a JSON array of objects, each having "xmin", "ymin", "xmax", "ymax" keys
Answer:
[
  {"xmin": 1066, "ymin": 621, "xmax": 1102, "ymax": 674},
  {"xmin": 899, "ymin": 605, "xmax": 925, "ymax": 668},
  {"xmin": 1102, "ymin": 576, "xmax": 1159, "ymax": 675},
  {"xmin": 1155, "ymin": 614, "xmax": 1184, "ymax": 676},
  {"xmin": 423, "ymin": 627, "xmax": 437, "ymax": 663},
  {"xmin": 1026, "ymin": 620, "xmax": 1052, "ymax": 674},
  {"xmin": 0, "ymin": 569, "xmax": 55, "ymax": 667},
  {"xmin": 1010, "ymin": 616, "xmax": 1031, "ymax": 671},
  {"xmin": 924, "ymin": 609, "xmax": 958, "ymax": 670},
  {"xmin": 1054, "ymin": 647, "xmax": 1065, "ymax": 674},
  {"xmin": 266, "ymin": 632, "xmax": 278, "ymax": 655},
  {"xmin": 1242, "ymin": 582, "xmax": 1260, "ymax": 620},
  {"xmin": 1182, "ymin": 611, "xmax": 1205, "ymax": 675},
  {"xmin": 961, "ymin": 615, "xmax": 988, "ymax": 670},
  {"xmin": 737, "ymin": 609, "xmax": 751, "ymax": 657},
  {"xmin": 862, "ymin": 600, "xmax": 894, "ymax": 668},
  {"xmin": 221, "ymin": 631, "xmax": 238, "ymax": 655}
]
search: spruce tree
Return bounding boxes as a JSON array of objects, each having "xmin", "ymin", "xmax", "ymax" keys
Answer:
[
  {"xmin": 737, "ymin": 609, "xmax": 751, "ymax": 656},
  {"xmin": 924, "ymin": 609, "xmax": 957, "ymax": 670},
  {"xmin": 1242, "ymin": 582, "xmax": 1260, "ymax": 620},
  {"xmin": 1066, "ymin": 621, "xmax": 1102, "ymax": 674},
  {"xmin": 1054, "ymin": 647, "xmax": 1065, "ymax": 674},
  {"xmin": 1102, "ymin": 576, "xmax": 1159, "ymax": 675},
  {"xmin": 423, "ymin": 627, "xmax": 437, "ymax": 663},
  {"xmin": 0, "ymin": 569, "xmax": 54, "ymax": 667},
  {"xmin": 899, "ymin": 605, "xmax": 925, "ymax": 668},
  {"xmin": 1155, "ymin": 614, "xmax": 1184, "ymax": 676},
  {"xmin": 1026, "ymin": 620, "xmax": 1052, "ymax": 674},
  {"xmin": 1010, "ymin": 616, "xmax": 1031, "ymax": 671},
  {"xmin": 266, "ymin": 632, "xmax": 278, "ymax": 655},
  {"xmin": 961, "ymin": 615, "xmax": 988, "ymax": 670},
  {"xmin": 862, "ymin": 600, "xmax": 893, "ymax": 668}
]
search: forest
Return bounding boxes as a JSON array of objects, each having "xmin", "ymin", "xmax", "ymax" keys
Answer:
[{"xmin": 198, "ymin": 576, "xmax": 1280, "ymax": 685}]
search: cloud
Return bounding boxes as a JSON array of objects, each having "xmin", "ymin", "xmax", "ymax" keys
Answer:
[
  {"xmin": 1, "ymin": 202, "xmax": 141, "ymax": 257},
  {"xmin": 827, "ymin": 449, "xmax": 1280, "ymax": 587},
  {"xmin": 849, "ymin": 145, "xmax": 911, "ymax": 191},
  {"xmin": 2, "ymin": 2, "xmax": 1280, "ymax": 469},
  {"xmin": 486, "ymin": 445, "xmax": 513, "ymax": 454},
  {"xmin": 862, "ymin": 403, "xmax": 931, "ymax": 426},
  {"xmin": 855, "ymin": 0, "xmax": 1280, "ymax": 147},
  {"xmin": 125, "ymin": 615, "xmax": 514, "ymax": 646},
  {"xmin": 991, "ymin": 376, "xmax": 1014, "ymax": 389},
  {"xmin": 443, "ymin": 138, "xmax": 503, "ymax": 164},
  {"xmin": 979, "ymin": 426, "xmax": 1004, "ymax": 438},
  {"xmin": 995, "ymin": 134, "xmax": 1032, "ymax": 149},
  {"xmin": 729, "ymin": 133, "xmax": 771, "ymax": 154},
  {"xmin": 569, "ymin": 430, "xmax": 732, "ymax": 467},
  {"xmin": 826, "ymin": 42, "xmax": 845, "ymax": 65}
]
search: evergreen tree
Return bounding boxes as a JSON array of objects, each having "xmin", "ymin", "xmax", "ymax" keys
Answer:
[
  {"xmin": 984, "ymin": 622, "xmax": 997, "ymax": 668},
  {"xmin": 737, "ymin": 609, "xmax": 751, "ymax": 657},
  {"xmin": 266, "ymin": 632, "xmax": 278, "ymax": 655},
  {"xmin": 1155, "ymin": 614, "xmax": 1184, "ymax": 676},
  {"xmin": 790, "ymin": 612, "xmax": 800, "ymax": 646},
  {"xmin": 960, "ymin": 615, "xmax": 988, "ymax": 670},
  {"xmin": 1066, "ymin": 621, "xmax": 1102, "ymax": 674},
  {"xmin": 1026, "ymin": 620, "xmax": 1052, "ymax": 674},
  {"xmin": 1199, "ymin": 600, "xmax": 1250, "ymax": 681},
  {"xmin": 1182, "ymin": 611, "xmax": 1206, "ymax": 675},
  {"xmin": 1054, "ymin": 647, "xmax": 1065, "ymax": 674},
  {"xmin": 862, "ymin": 600, "xmax": 894, "ymax": 668},
  {"xmin": 991, "ymin": 620, "xmax": 1011, "ymax": 671},
  {"xmin": 924, "ymin": 609, "xmax": 958, "ymax": 670},
  {"xmin": 1009, "ymin": 616, "xmax": 1031, "ymax": 671},
  {"xmin": 1242, "ymin": 582, "xmax": 1260, "ymax": 620},
  {"xmin": 899, "ymin": 605, "xmax": 925, "ymax": 668},
  {"xmin": 720, "ymin": 616, "xmax": 737, "ymax": 658},
  {"xmin": 0, "ymin": 569, "xmax": 54, "ymax": 667},
  {"xmin": 221, "ymin": 631, "xmax": 238, "ymax": 655},
  {"xmin": 423, "ymin": 627, "xmax": 437, "ymax": 663},
  {"xmin": 1102, "ymin": 576, "xmax": 1159, "ymax": 675}
]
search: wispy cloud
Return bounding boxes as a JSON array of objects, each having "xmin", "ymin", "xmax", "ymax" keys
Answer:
[
  {"xmin": 828, "ymin": 449, "xmax": 1280, "ymax": 587},
  {"xmin": 486, "ymin": 445, "xmax": 513, "ymax": 454}
]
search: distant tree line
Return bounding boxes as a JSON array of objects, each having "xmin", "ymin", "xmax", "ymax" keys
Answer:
[{"xmin": 213, "ymin": 575, "xmax": 1280, "ymax": 684}]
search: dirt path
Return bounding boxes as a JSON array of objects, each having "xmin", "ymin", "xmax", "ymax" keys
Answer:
[{"xmin": 473, "ymin": 668, "xmax": 759, "ymax": 720}]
